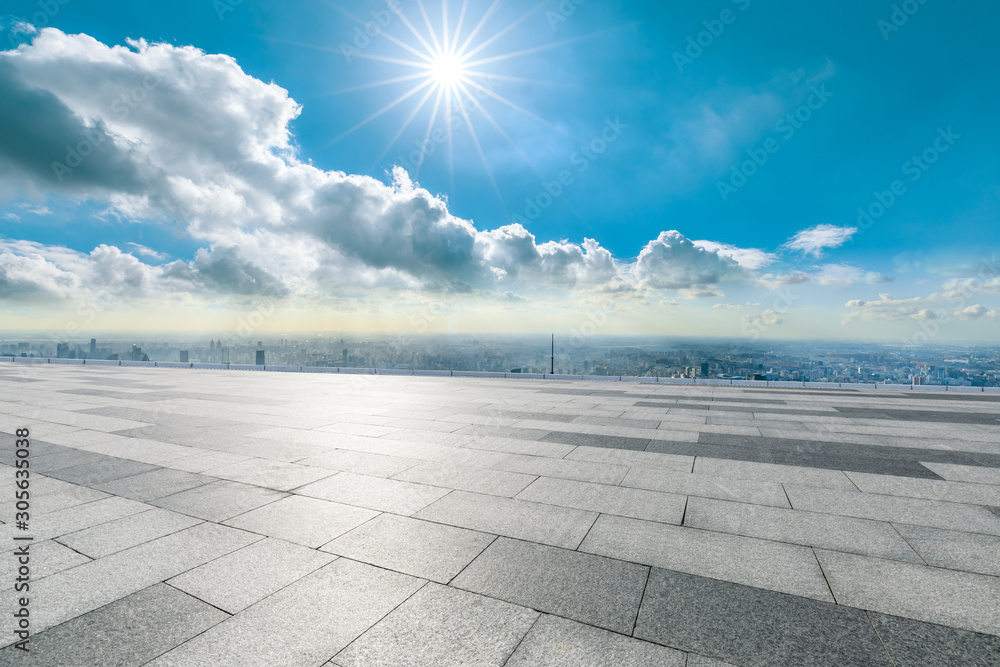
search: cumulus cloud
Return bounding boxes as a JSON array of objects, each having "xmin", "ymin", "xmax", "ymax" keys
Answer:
[
  {"xmin": 955, "ymin": 304, "xmax": 988, "ymax": 319},
  {"xmin": 842, "ymin": 293, "xmax": 941, "ymax": 324},
  {"xmin": 0, "ymin": 30, "xmax": 773, "ymax": 306},
  {"xmin": 785, "ymin": 224, "xmax": 857, "ymax": 257}
]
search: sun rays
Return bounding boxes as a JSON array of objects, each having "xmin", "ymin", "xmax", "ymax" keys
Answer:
[{"xmin": 322, "ymin": 0, "xmax": 574, "ymax": 201}]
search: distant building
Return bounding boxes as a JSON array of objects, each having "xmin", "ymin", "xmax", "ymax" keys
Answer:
[
  {"xmin": 256, "ymin": 350, "xmax": 266, "ymax": 366},
  {"xmin": 343, "ymin": 348, "xmax": 349, "ymax": 365},
  {"xmin": 89, "ymin": 339, "xmax": 97, "ymax": 357},
  {"xmin": 700, "ymin": 362, "xmax": 710, "ymax": 377},
  {"xmin": 56, "ymin": 342, "xmax": 69, "ymax": 358},
  {"xmin": 210, "ymin": 340, "xmax": 215, "ymax": 351},
  {"xmin": 180, "ymin": 351, "xmax": 189, "ymax": 363}
]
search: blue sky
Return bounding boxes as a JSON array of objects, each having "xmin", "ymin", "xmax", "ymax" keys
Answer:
[{"xmin": 1, "ymin": 0, "xmax": 998, "ymax": 340}]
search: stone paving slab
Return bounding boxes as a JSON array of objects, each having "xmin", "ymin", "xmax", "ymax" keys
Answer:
[
  {"xmin": 816, "ymin": 549, "xmax": 1000, "ymax": 636},
  {"xmin": 505, "ymin": 614, "xmax": 686, "ymax": 667},
  {"xmin": 321, "ymin": 513, "xmax": 495, "ymax": 583},
  {"xmin": 452, "ymin": 537, "xmax": 649, "ymax": 634},
  {"xmin": 0, "ymin": 584, "xmax": 228, "ymax": 666},
  {"xmin": 332, "ymin": 583, "xmax": 537, "ymax": 667},
  {"xmin": 2, "ymin": 365, "xmax": 1000, "ymax": 663},
  {"xmin": 580, "ymin": 514, "xmax": 834, "ymax": 602}
]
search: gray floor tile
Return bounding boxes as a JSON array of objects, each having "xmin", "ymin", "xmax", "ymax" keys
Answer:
[
  {"xmin": 43, "ymin": 458, "xmax": 159, "ymax": 486},
  {"xmin": 580, "ymin": 514, "xmax": 834, "ymax": 602},
  {"xmin": 540, "ymin": 430, "xmax": 651, "ymax": 451},
  {"xmin": 504, "ymin": 615, "xmax": 686, "ymax": 667},
  {"xmin": 56, "ymin": 507, "xmax": 201, "ymax": 558},
  {"xmin": 516, "ymin": 476, "xmax": 685, "ymax": 524},
  {"xmin": 295, "ymin": 449, "xmax": 421, "ymax": 477},
  {"xmin": 565, "ymin": 445, "xmax": 693, "ymax": 471},
  {"xmin": 296, "ymin": 472, "xmax": 450, "ymax": 515},
  {"xmin": 622, "ymin": 467, "xmax": 791, "ymax": 508},
  {"xmin": 322, "ymin": 513, "xmax": 494, "ymax": 583},
  {"xmin": 224, "ymin": 495, "xmax": 378, "ymax": 547},
  {"xmin": 93, "ymin": 468, "xmax": 215, "ymax": 501},
  {"xmin": 452, "ymin": 537, "xmax": 649, "ymax": 634},
  {"xmin": 816, "ymin": 549, "xmax": 1000, "ymax": 636},
  {"xmin": 168, "ymin": 537, "xmax": 335, "ymax": 613},
  {"xmin": 684, "ymin": 496, "xmax": 922, "ymax": 562},
  {"xmin": 28, "ymin": 476, "xmax": 111, "ymax": 516},
  {"xmin": 494, "ymin": 454, "xmax": 629, "ymax": 485},
  {"xmin": 148, "ymin": 559, "xmax": 425, "ymax": 667},
  {"xmin": 784, "ymin": 485, "xmax": 1000, "ymax": 535},
  {"xmin": 0, "ymin": 496, "xmax": 148, "ymax": 550},
  {"xmin": 202, "ymin": 458, "xmax": 335, "ymax": 491},
  {"xmin": 893, "ymin": 523, "xmax": 1000, "ymax": 576},
  {"xmin": 8, "ymin": 523, "xmax": 260, "ymax": 637},
  {"xmin": 415, "ymin": 490, "xmax": 597, "ymax": 549},
  {"xmin": 846, "ymin": 471, "xmax": 1000, "ymax": 506},
  {"xmin": 393, "ymin": 461, "xmax": 535, "ymax": 497},
  {"xmin": 334, "ymin": 583, "xmax": 537, "ymax": 667},
  {"xmin": 0, "ymin": 584, "xmax": 227, "ymax": 666},
  {"xmin": 919, "ymin": 462, "xmax": 1000, "ymax": 486},
  {"xmin": 692, "ymin": 457, "xmax": 857, "ymax": 490},
  {"xmin": 150, "ymin": 480, "xmax": 287, "ymax": 522},
  {"xmin": 634, "ymin": 568, "xmax": 890, "ymax": 666},
  {"xmin": 20, "ymin": 539, "xmax": 91, "ymax": 578},
  {"xmin": 30, "ymin": 448, "xmax": 108, "ymax": 473},
  {"xmin": 870, "ymin": 611, "xmax": 1000, "ymax": 667},
  {"xmin": 163, "ymin": 451, "xmax": 251, "ymax": 473}
]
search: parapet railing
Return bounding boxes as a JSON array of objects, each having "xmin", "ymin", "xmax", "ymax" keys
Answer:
[{"xmin": 1, "ymin": 356, "xmax": 996, "ymax": 393}]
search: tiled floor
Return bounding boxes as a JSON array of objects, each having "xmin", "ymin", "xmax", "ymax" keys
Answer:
[{"xmin": 1, "ymin": 365, "xmax": 1000, "ymax": 665}]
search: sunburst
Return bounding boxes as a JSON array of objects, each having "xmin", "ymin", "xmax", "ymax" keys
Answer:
[{"xmin": 322, "ymin": 0, "xmax": 591, "ymax": 200}]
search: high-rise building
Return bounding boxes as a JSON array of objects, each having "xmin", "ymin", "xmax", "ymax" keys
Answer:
[
  {"xmin": 56, "ymin": 342, "xmax": 69, "ymax": 358},
  {"xmin": 89, "ymin": 339, "xmax": 97, "ymax": 357},
  {"xmin": 210, "ymin": 340, "xmax": 215, "ymax": 351},
  {"xmin": 700, "ymin": 362, "xmax": 710, "ymax": 377},
  {"xmin": 256, "ymin": 349, "xmax": 266, "ymax": 366},
  {"xmin": 180, "ymin": 351, "xmax": 189, "ymax": 363}
]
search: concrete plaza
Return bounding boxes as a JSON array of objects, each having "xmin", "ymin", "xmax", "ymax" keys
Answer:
[{"xmin": 1, "ymin": 363, "xmax": 999, "ymax": 665}]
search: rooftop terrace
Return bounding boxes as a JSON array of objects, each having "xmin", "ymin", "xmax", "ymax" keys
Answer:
[{"xmin": 1, "ymin": 363, "xmax": 999, "ymax": 665}]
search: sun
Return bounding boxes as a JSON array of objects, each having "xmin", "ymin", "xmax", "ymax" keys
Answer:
[
  {"xmin": 325, "ymin": 0, "xmax": 593, "ymax": 199},
  {"xmin": 427, "ymin": 52, "xmax": 468, "ymax": 89}
]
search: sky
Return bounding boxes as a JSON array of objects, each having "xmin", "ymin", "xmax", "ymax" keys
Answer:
[{"xmin": 0, "ymin": 0, "xmax": 998, "ymax": 342}]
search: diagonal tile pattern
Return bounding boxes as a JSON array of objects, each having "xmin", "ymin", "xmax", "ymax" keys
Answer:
[{"xmin": 1, "ymin": 363, "xmax": 999, "ymax": 665}]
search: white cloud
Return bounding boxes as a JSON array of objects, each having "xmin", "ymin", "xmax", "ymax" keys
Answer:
[
  {"xmin": 815, "ymin": 264, "xmax": 863, "ymax": 286},
  {"xmin": 842, "ymin": 293, "xmax": 938, "ymax": 324},
  {"xmin": 3, "ymin": 213, "xmax": 19, "ymax": 221},
  {"xmin": 785, "ymin": 224, "xmax": 857, "ymax": 257},
  {"xmin": 692, "ymin": 240, "xmax": 777, "ymax": 271},
  {"xmin": 125, "ymin": 242, "xmax": 168, "ymax": 261},
  {"xmin": 0, "ymin": 29, "xmax": 771, "ymax": 307},
  {"xmin": 742, "ymin": 309, "xmax": 784, "ymax": 328},
  {"xmin": 757, "ymin": 271, "xmax": 810, "ymax": 288},
  {"xmin": 634, "ymin": 231, "xmax": 745, "ymax": 291},
  {"xmin": 955, "ymin": 304, "xmax": 988, "ymax": 319},
  {"xmin": 27, "ymin": 206, "xmax": 51, "ymax": 216}
]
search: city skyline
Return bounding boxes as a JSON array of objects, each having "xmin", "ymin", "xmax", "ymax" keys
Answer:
[
  {"xmin": 1, "ymin": 1, "xmax": 999, "ymax": 341},
  {"xmin": 5, "ymin": 333, "xmax": 999, "ymax": 387}
]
